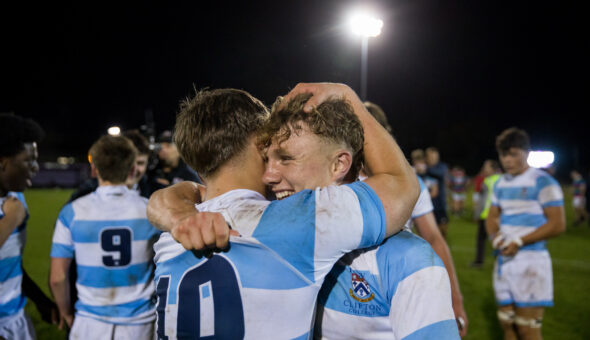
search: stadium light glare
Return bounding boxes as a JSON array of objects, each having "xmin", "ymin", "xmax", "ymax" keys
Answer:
[
  {"xmin": 349, "ymin": 12, "xmax": 383, "ymax": 37},
  {"xmin": 527, "ymin": 151, "xmax": 555, "ymax": 169},
  {"xmin": 107, "ymin": 126, "xmax": 121, "ymax": 136}
]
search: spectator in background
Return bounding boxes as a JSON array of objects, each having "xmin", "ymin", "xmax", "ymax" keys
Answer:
[
  {"xmin": 153, "ymin": 130, "xmax": 201, "ymax": 186},
  {"xmin": 1, "ymin": 113, "xmax": 59, "ymax": 340},
  {"xmin": 472, "ymin": 167, "xmax": 486, "ymax": 221},
  {"xmin": 449, "ymin": 165, "xmax": 468, "ymax": 216},
  {"xmin": 412, "ymin": 149, "xmax": 439, "ymax": 200},
  {"xmin": 69, "ymin": 129, "xmax": 164, "ymax": 202},
  {"xmin": 426, "ymin": 147, "xmax": 450, "ymax": 237},
  {"xmin": 471, "ymin": 159, "xmax": 501, "ymax": 268},
  {"xmin": 570, "ymin": 170, "xmax": 588, "ymax": 226}
]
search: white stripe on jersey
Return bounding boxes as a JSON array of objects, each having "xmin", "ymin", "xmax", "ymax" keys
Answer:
[
  {"xmin": 76, "ymin": 281, "xmax": 155, "ymax": 307},
  {"xmin": 389, "ymin": 266, "xmax": 454, "ymax": 339},
  {"xmin": 0, "ymin": 231, "xmax": 25, "ymax": 261},
  {"xmin": 0, "ymin": 275, "xmax": 22, "ymax": 305},
  {"xmin": 74, "ymin": 240, "xmax": 154, "ymax": 267},
  {"xmin": 499, "ymin": 200, "xmax": 544, "ymax": 216}
]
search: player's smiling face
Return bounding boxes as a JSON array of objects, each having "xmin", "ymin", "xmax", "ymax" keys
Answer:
[
  {"xmin": 0, "ymin": 142, "xmax": 39, "ymax": 195},
  {"xmin": 262, "ymin": 124, "xmax": 341, "ymax": 200}
]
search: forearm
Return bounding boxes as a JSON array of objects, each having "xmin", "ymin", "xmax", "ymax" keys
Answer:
[
  {"xmin": 49, "ymin": 277, "xmax": 72, "ymax": 319},
  {"xmin": 147, "ymin": 181, "xmax": 202, "ymax": 232},
  {"xmin": 484, "ymin": 208, "xmax": 500, "ymax": 238},
  {"xmin": 521, "ymin": 222, "xmax": 565, "ymax": 245},
  {"xmin": 429, "ymin": 236, "xmax": 462, "ymax": 303}
]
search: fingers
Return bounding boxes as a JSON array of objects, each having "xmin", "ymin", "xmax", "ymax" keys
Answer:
[
  {"xmin": 213, "ymin": 213, "xmax": 231, "ymax": 249},
  {"xmin": 169, "ymin": 212, "xmax": 232, "ymax": 252}
]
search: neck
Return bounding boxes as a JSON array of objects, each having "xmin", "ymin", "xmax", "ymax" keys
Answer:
[{"xmin": 202, "ymin": 163, "xmax": 264, "ymax": 201}]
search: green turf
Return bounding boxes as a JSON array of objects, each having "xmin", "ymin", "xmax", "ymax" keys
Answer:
[{"xmin": 19, "ymin": 187, "xmax": 590, "ymax": 339}]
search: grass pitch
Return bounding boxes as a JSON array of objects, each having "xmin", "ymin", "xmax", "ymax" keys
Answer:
[{"xmin": 19, "ymin": 187, "xmax": 590, "ymax": 339}]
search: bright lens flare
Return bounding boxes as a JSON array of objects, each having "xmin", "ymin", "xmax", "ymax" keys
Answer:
[
  {"xmin": 349, "ymin": 13, "xmax": 383, "ymax": 37},
  {"xmin": 107, "ymin": 126, "xmax": 121, "ymax": 136},
  {"xmin": 527, "ymin": 151, "xmax": 555, "ymax": 168}
]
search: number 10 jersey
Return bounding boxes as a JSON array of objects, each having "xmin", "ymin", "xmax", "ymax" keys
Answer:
[{"xmin": 153, "ymin": 182, "xmax": 387, "ymax": 340}]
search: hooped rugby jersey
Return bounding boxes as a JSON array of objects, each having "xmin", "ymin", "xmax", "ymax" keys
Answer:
[
  {"xmin": 491, "ymin": 167, "xmax": 564, "ymax": 251},
  {"xmin": 0, "ymin": 192, "xmax": 28, "ymax": 323},
  {"xmin": 403, "ymin": 176, "xmax": 434, "ymax": 231},
  {"xmin": 51, "ymin": 185, "xmax": 161, "ymax": 324},
  {"xmin": 153, "ymin": 182, "xmax": 386, "ymax": 340},
  {"xmin": 316, "ymin": 231, "xmax": 459, "ymax": 340}
]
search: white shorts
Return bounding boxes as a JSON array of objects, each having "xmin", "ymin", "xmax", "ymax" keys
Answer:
[
  {"xmin": 69, "ymin": 315, "xmax": 155, "ymax": 340},
  {"xmin": 573, "ymin": 196, "xmax": 585, "ymax": 209},
  {"xmin": 0, "ymin": 309, "xmax": 36, "ymax": 340},
  {"xmin": 452, "ymin": 192, "xmax": 466, "ymax": 202},
  {"xmin": 493, "ymin": 250, "xmax": 553, "ymax": 308}
]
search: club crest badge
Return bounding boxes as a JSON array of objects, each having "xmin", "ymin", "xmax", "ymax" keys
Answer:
[{"xmin": 349, "ymin": 272, "xmax": 375, "ymax": 302}]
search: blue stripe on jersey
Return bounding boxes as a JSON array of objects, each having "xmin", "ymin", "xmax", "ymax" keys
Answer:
[
  {"xmin": 376, "ymin": 232, "xmax": 445, "ymax": 302},
  {"xmin": 0, "ymin": 256, "xmax": 22, "ymax": 281},
  {"xmin": 520, "ymin": 242, "xmax": 547, "ymax": 251},
  {"xmin": 536, "ymin": 175, "xmax": 559, "ymax": 191},
  {"xmin": 76, "ymin": 297, "xmax": 154, "ymax": 320},
  {"xmin": 156, "ymin": 245, "xmax": 310, "ymax": 305},
  {"xmin": 345, "ymin": 182, "xmax": 386, "ymax": 248},
  {"xmin": 77, "ymin": 262, "xmax": 154, "ymax": 288},
  {"xmin": 402, "ymin": 319, "xmax": 459, "ymax": 340},
  {"xmin": 417, "ymin": 176, "xmax": 426, "ymax": 192},
  {"xmin": 11, "ymin": 223, "xmax": 26, "ymax": 234},
  {"xmin": 50, "ymin": 243, "xmax": 74, "ymax": 258},
  {"xmin": 253, "ymin": 189, "xmax": 316, "ymax": 283},
  {"xmin": 543, "ymin": 200, "xmax": 564, "ymax": 207},
  {"xmin": 495, "ymin": 187, "xmax": 537, "ymax": 201},
  {"xmin": 291, "ymin": 331, "xmax": 310, "ymax": 340},
  {"xmin": 500, "ymin": 214, "xmax": 546, "ymax": 227},
  {"xmin": 71, "ymin": 219, "xmax": 158, "ymax": 243},
  {"xmin": 0, "ymin": 295, "xmax": 27, "ymax": 318},
  {"xmin": 58, "ymin": 203, "xmax": 75, "ymax": 229}
]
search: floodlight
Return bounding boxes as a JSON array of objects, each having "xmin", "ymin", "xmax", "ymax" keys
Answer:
[
  {"xmin": 349, "ymin": 12, "xmax": 383, "ymax": 38},
  {"xmin": 527, "ymin": 151, "xmax": 555, "ymax": 169},
  {"xmin": 107, "ymin": 126, "xmax": 121, "ymax": 136}
]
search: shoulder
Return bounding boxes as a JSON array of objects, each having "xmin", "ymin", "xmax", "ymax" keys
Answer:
[{"xmin": 377, "ymin": 231, "xmax": 443, "ymax": 275}]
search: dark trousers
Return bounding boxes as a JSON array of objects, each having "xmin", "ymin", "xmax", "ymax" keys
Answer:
[{"xmin": 473, "ymin": 219, "xmax": 488, "ymax": 264}]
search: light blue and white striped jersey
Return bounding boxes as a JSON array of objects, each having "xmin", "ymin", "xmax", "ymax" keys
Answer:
[
  {"xmin": 50, "ymin": 185, "xmax": 161, "ymax": 324},
  {"xmin": 491, "ymin": 167, "xmax": 564, "ymax": 251},
  {"xmin": 0, "ymin": 192, "xmax": 28, "ymax": 323},
  {"xmin": 154, "ymin": 182, "xmax": 386, "ymax": 340},
  {"xmin": 404, "ymin": 176, "xmax": 434, "ymax": 231},
  {"xmin": 316, "ymin": 231, "xmax": 459, "ymax": 340}
]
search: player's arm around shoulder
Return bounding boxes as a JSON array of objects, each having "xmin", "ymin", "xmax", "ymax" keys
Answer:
[{"xmin": 0, "ymin": 196, "xmax": 26, "ymax": 247}]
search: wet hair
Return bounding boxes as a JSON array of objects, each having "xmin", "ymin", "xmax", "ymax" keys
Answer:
[
  {"xmin": 174, "ymin": 88, "xmax": 269, "ymax": 178},
  {"xmin": 89, "ymin": 135, "xmax": 137, "ymax": 183},
  {"xmin": 260, "ymin": 93, "xmax": 364, "ymax": 182},
  {"xmin": 496, "ymin": 127, "xmax": 530, "ymax": 153},
  {"xmin": 0, "ymin": 113, "xmax": 44, "ymax": 157}
]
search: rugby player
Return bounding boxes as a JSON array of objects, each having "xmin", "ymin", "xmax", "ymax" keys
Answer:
[
  {"xmin": 486, "ymin": 127, "xmax": 565, "ymax": 340},
  {"xmin": 149, "ymin": 85, "xmax": 458, "ymax": 339},
  {"xmin": 1, "ymin": 113, "xmax": 59, "ymax": 340},
  {"xmin": 149, "ymin": 83, "xmax": 419, "ymax": 339},
  {"xmin": 50, "ymin": 135, "xmax": 161, "ymax": 339}
]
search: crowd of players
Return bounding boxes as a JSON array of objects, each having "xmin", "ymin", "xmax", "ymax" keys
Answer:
[{"xmin": 0, "ymin": 82, "xmax": 574, "ymax": 339}]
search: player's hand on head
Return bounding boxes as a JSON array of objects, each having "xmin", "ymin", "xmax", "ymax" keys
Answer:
[
  {"xmin": 282, "ymin": 83, "xmax": 358, "ymax": 113},
  {"xmin": 1, "ymin": 196, "xmax": 26, "ymax": 228},
  {"xmin": 170, "ymin": 211, "xmax": 238, "ymax": 252}
]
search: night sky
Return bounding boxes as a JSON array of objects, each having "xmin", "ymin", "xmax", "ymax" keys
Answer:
[{"xmin": 1, "ymin": 1, "xmax": 587, "ymax": 178}]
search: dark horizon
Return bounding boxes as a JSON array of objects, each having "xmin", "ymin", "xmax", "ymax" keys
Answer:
[{"xmin": 1, "ymin": 1, "xmax": 587, "ymax": 179}]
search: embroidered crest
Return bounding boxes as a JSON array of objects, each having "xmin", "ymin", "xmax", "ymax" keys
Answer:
[{"xmin": 349, "ymin": 272, "xmax": 375, "ymax": 302}]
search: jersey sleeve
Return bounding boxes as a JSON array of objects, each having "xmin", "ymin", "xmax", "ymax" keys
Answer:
[
  {"xmin": 253, "ymin": 181, "xmax": 386, "ymax": 284},
  {"xmin": 491, "ymin": 179, "xmax": 500, "ymax": 207},
  {"xmin": 50, "ymin": 203, "xmax": 75, "ymax": 258},
  {"xmin": 379, "ymin": 234, "xmax": 459, "ymax": 340},
  {"xmin": 537, "ymin": 175, "xmax": 564, "ymax": 207},
  {"xmin": 412, "ymin": 177, "xmax": 434, "ymax": 219}
]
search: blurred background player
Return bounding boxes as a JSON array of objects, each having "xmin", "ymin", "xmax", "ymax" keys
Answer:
[
  {"xmin": 471, "ymin": 159, "xmax": 501, "ymax": 268},
  {"xmin": 412, "ymin": 150, "xmax": 439, "ymax": 204},
  {"xmin": 570, "ymin": 170, "xmax": 588, "ymax": 226},
  {"xmin": 426, "ymin": 147, "xmax": 450, "ymax": 237},
  {"xmin": 471, "ymin": 164, "xmax": 486, "ymax": 221},
  {"xmin": 69, "ymin": 129, "xmax": 164, "ymax": 202},
  {"xmin": 449, "ymin": 165, "xmax": 468, "ymax": 216},
  {"xmin": 486, "ymin": 127, "xmax": 565, "ymax": 340},
  {"xmin": 152, "ymin": 130, "xmax": 200, "ymax": 186},
  {"xmin": 49, "ymin": 135, "xmax": 161, "ymax": 339},
  {"xmin": 1, "ymin": 113, "xmax": 59, "ymax": 340}
]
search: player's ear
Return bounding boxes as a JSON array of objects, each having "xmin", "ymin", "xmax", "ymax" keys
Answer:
[{"xmin": 331, "ymin": 149, "xmax": 353, "ymax": 184}]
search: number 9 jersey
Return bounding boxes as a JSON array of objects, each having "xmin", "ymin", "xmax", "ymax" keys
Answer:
[
  {"xmin": 50, "ymin": 185, "xmax": 161, "ymax": 324},
  {"xmin": 153, "ymin": 182, "xmax": 387, "ymax": 340}
]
